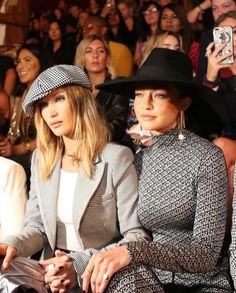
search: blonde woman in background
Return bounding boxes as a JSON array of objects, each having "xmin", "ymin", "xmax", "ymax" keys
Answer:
[
  {"xmin": 142, "ymin": 30, "xmax": 183, "ymax": 65},
  {"xmin": 75, "ymin": 34, "xmax": 133, "ymax": 149}
]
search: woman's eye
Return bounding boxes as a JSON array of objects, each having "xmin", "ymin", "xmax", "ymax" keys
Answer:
[
  {"xmin": 153, "ymin": 93, "xmax": 168, "ymax": 99},
  {"xmin": 55, "ymin": 95, "xmax": 65, "ymax": 102},
  {"xmin": 135, "ymin": 92, "xmax": 143, "ymax": 98}
]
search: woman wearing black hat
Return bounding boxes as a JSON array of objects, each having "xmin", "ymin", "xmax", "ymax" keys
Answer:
[{"xmin": 82, "ymin": 48, "xmax": 233, "ymax": 293}]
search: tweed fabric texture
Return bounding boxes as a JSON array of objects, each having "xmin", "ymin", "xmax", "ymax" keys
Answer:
[
  {"xmin": 22, "ymin": 64, "xmax": 92, "ymax": 117},
  {"xmin": 107, "ymin": 128, "xmax": 232, "ymax": 292}
]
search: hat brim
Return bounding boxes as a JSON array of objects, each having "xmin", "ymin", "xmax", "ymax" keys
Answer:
[{"xmin": 96, "ymin": 76, "xmax": 226, "ymax": 123}]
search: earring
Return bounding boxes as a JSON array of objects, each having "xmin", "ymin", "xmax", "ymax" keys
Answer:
[{"xmin": 178, "ymin": 110, "xmax": 185, "ymax": 141}]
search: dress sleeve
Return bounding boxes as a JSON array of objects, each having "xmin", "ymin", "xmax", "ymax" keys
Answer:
[
  {"xmin": 230, "ymin": 168, "xmax": 236, "ymax": 288},
  {"xmin": 125, "ymin": 147, "xmax": 228, "ymax": 273}
]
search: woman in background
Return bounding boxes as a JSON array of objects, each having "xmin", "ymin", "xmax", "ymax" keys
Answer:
[
  {"xmin": 75, "ymin": 35, "xmax": 132, "ymax": 149},
  {"xmin": 0, "ymin": 43, "xmax": 52, "ymax": 187}
]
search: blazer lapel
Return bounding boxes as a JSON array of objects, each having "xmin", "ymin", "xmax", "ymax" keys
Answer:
[
  {"xmin": 39, "ymin": 159, "xmax": 61, "ymax": 250},
  {"xmin": 73, "ymin": 156, "xmax": 105, "ymax": 242}
]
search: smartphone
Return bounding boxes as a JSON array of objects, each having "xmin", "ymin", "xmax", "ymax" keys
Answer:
[{"xmin": 213, "ymin": 26, "xmax": 234, "ymax": 64}]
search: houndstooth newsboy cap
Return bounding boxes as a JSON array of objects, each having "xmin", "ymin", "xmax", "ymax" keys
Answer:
[{"xmin": 22, "ymin": 64, "xmax": 92, "ymax": 117}]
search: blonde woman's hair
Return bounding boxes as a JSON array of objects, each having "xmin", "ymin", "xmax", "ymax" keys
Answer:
[
  {"xmin": 141, "ymin": 31, "xmax": 184, "ymax": 65},
  {"xmin": 74, "ymin": 35, "xmax": 116, "ymax": 79},
  {"xmin": 34, "ymin": 84, "xmax": 110, "ymax": 180}
]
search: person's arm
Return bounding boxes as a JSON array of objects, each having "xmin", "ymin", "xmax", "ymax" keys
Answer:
[
  {"xmin": 125, "ymin": 146, "xmax": 228, "ymax": 273},
  {"xmin": 187, "ymin": 0, "xmax": 211, "ymax": 23},
  {"xmin": 3, "ymin": 68, "xmax": 17, "ymax": 96},
  {"xmin": 0, "ymin": 160, "xmax": 27, "ymax": 239},
  {"xmin": 0, "ymin": 138, "xmax": 36, "ymax": 157},
  {"xmin": 203, "ymin": 42, "xmax": 231, "ymax": 91},
  {"xmin": 3, "ymin": 151, "xmax": 45, "ymax": 257}
]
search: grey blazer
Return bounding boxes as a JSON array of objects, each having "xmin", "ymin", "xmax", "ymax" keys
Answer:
[{"xmin": 5, "ymin": 143, "xmax": 149, "ymax": 286}]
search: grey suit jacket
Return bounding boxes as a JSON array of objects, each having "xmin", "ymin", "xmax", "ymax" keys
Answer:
[{"xmin": 4, "ymin": 143, "xmax": 149, "ymax": 286}]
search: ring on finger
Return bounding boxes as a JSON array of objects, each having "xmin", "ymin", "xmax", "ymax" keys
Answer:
[
  {"xmin": 103, "ymin": 272, "xmax": 109, "ymax": 281},
  {"xmin": 1, "ymin": 150, "xmax": 5, "ymax": 154}
]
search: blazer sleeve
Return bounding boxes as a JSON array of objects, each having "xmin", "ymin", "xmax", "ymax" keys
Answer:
[
  {"xmin": 0, "ymin": 160, "xmax": 27, "ymax": 240},
  {"xmin": 230, "ymin": 169, "xmax": 236, "ymax": 289},
  {"xmin": 68, "ymin": 146, "xmax": 150, "ymax": 286},
  {"xmin": 4, "ymin": 151, "xmax": 45, "ymax": 257}
]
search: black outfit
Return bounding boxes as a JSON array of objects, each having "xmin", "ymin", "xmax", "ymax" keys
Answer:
[
  {"xmin": 96, "ymin": 88, "xmax": 133, "ymax": 151},
  {"xmin": 219, "ymin": 75, "xmax": 236, "ymax": 139},
  {"xmin": 47, "ymin": 40, "xmax": 75, "ymax": 65},
  {"xmin": 196, "ymin": 29, "xmax": 213, "ymax": 82}
]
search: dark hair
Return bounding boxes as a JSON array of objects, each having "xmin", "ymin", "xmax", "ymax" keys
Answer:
[
  {"xmin": 14, "ymin": 43, "xmax": 53, "ymax": 96},
  {"xmin": 138, "ymin": 1, "xmax": 161, "ymax": 41},
  {"xmin": 215, "ymin": 10, "xmax": 236, "ymax": 26},
  {"xmin": 158, "ymin": 3, "xmax": 193, "ymax": 52},
  {"xmin": 17, "ymin": 43, "xmax": 53, "ymax": 73}
]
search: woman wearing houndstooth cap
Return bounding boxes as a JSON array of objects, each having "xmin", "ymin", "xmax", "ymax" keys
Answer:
[{"xmin": 0, "ymin": 64, "xmax": 150, "ymax": 292}]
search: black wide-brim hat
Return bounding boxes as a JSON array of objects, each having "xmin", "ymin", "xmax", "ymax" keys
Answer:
[{"xmin": 96, "ymin": 48, "xmax": 226, "ymax": 124}]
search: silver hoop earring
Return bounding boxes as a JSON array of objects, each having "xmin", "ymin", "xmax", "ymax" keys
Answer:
[{"xmin": 178, "ymin": 110, "xmax": 185, "ymax": 141}]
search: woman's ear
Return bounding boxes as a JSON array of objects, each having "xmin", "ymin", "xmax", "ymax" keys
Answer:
[{"xmin": 180, "ymin": 97, "xmax": 191, "ymax": 111}]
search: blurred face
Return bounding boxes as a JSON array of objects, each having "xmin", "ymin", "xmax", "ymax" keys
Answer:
[
  {"xmin": 212, "ymin": 0, "xmax": 236, "ymax": 21},
  {"xmin": 108, "ymin": 10, "xmax": 120, "ymax": 26},
  {"xmin": 54, "ymin": 8, "xmax": 62, "ymax": 20},
  {"xmin": 218, "ymin": 17, "xmax": 236, "ymax": 57},
  {"xmin": 143, "ymin": 4, "xmax": 160, "ymax": 26},
  {"xmin": 157, "ymin": 0, "xmax": 173, "ymax": 6},
  {"xmin": 70, "ymin": 6, "xmax": 80, "ymax": 18},
  {"xmin": 79, "ymin": 11, "xmax": 89, "ymax": 26},
  {"xmin": 48, "ymin": 22, "xmax": 61, "ymax": 41},
  {"xmin": 84, "ymin": 39, "xmax": 109, "ymax": 74},
  {"xmin": 134, "ymin": 87, "xmax": 184, "ymax": 135},
  {"xmin": 39, "ymin": 88, "xmax": 74, "ymax": 138},
  {"xmin": 83, "ymin": 19, "xmax": 102, "ymax": 37},
  {"xmin": 160, "ymin": 8, "xmax": 182, "ymax": 32},
  {"xmin": 118, "ymin": 3, "xmax": 132, "ymax": 20},
  {"xmin": 161, "ymin": 35, "xmax": 180, "ymax": 50},
  {"xmin": 16, "ymin": 49, "xmax": 41, "ymax": 87}
]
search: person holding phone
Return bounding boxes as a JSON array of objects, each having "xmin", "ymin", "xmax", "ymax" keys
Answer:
[{"xmin": 204, "ymin": 11, "xmax": 236, "ymax": 140}]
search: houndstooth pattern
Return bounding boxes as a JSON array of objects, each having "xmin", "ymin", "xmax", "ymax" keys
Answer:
[
  {"xmin": 22, "ymin": 65, "xmax": 92, "ymax": 117},
  {"xmin": 107, "ymin": 128, "xmax": 233, "ymax": 292}
]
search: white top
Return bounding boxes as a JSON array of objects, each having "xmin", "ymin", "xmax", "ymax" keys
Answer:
[
  {"xmin": 0, "ymin": 157, "xmax": 27, "ymax": 240},
  {"xmin": 56, "ymin": 169, "xmax": 80, "ymax": 251}
]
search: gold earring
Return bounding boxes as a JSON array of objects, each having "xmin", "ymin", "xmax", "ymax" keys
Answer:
[{"xmin": 178, "ymin": 110, "xmax": 185, "ymax": 141}]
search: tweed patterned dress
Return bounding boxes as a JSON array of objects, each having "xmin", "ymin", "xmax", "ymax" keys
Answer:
[{"xmin": 106, "ymin": 128, "xmax": 233, "ymax": 293}]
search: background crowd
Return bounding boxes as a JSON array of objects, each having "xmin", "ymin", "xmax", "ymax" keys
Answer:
[{"xmin": 1, "ymin": 0, "xmax": 236, "ymax": 292}]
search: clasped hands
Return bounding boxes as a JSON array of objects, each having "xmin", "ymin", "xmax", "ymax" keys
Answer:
[{"xmin": 0, "ymin": 245, "xmax": 77, "ymax": 293}]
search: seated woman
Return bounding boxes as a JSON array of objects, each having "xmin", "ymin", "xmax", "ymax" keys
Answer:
[
  {"xmin": 0, "ymin": 43, "xmax": 52, "ymax": 188},
  {"xmin": 82, "ymin": 48, "xmax": 232, "ymax": 293},
  {"xmin": 74, "ymin": 34, "xmax": 132, "ymax": 149},
  {"xmin": 0, "ymin": 65, "xmax": 149, "ymax": 292},
  {"xmin": 0, "ymin": 157, "xmax": 27, "ymax": 241}
]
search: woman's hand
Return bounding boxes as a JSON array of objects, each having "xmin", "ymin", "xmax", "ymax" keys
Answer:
[
  {"xmin": 0, "ymin": 244, "xmax": 16, "ymax": 271},
  {"xmin": 205, "ymin": 42, "xmax": 232, "ymax": 82},
  {"xmin": 39, "ymin": 250, "xmax": 78, "ymax": 293},
  {"xmin": 82, "ymin": 246, "xmax": 131, "ymax": 293},
  {"xmin": 0, "ymin": 138, "xmax": 13, "ymax": 157}
]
